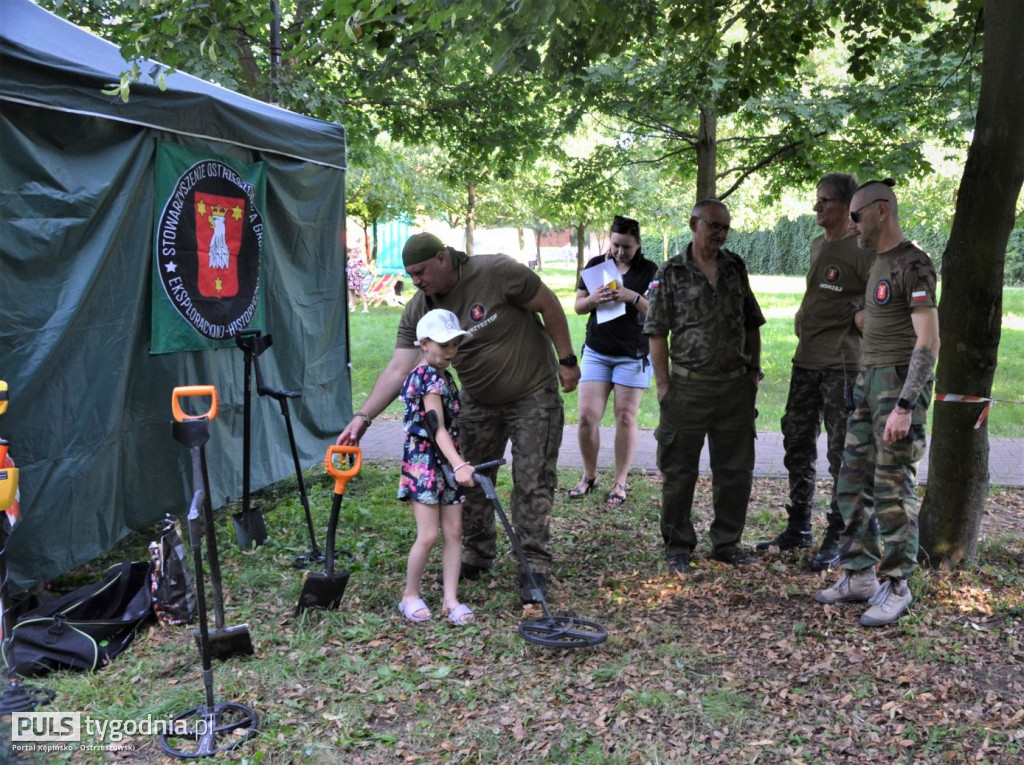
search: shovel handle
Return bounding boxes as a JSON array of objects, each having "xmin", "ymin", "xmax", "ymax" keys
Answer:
[
  {"xmin": 325, "ymin": 444, "xmax": 361, "ymax": 493},
  {"xmin": 172, "ymin": 385, "xmax": 219, "ymax": 422}
]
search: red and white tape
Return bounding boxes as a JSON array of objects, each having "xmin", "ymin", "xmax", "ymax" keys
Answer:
[{"xmin": 935, "ymin": 392, "xmax": 1024, "ymax": 429}]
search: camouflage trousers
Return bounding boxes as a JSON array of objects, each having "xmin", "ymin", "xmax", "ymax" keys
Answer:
[
  {"xmin": 457, "ymin": 385, "xmax": 564, "ymax": 574},
  {"xmin": 837, "ymin": 366, "xmax": 931, "ymax": 579},
  {"xmin": 655, "ymin": 374, "xmax": 757, "ymax": 558},
  {"xmin": 781, "ymin": 366, "xmax": 851, "ymax": 526}
]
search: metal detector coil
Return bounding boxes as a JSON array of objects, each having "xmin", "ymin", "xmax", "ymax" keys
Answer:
[{"xmin": 471, "ymin": 462, "xmax": 608, "ymax": 649}]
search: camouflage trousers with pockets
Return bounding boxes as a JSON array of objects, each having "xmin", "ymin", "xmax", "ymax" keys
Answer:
[
  {"xmin": 836, "ymin": 365, "xmax": 931, "ymax": 579},
  {"xmin": 655, "ymin": 374, "xmax": 757, "ymax": 558},
  {"xmin": 781, "ymin": 366, "xmax": 850, "ymax": 527},
  {"xmin": 457, "ymin": 385, "xmax": 564, "ymax": 574}
]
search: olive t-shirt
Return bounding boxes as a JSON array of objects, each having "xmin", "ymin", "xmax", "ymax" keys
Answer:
[
  {"xmin": 397, "ymin": 254, "xmax": 558, "ymax": 405},
  {"xmin": 861, "ymin": 240, "xmax": 937, "ymax": 368},
  {"xmin": 792, "ymin": 234, "xmax": 874, "ymax": 371}
]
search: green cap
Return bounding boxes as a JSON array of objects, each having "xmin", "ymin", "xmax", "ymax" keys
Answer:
[{"xmin": 402, "ymin": 233, "xmax": 445, "ymax": 267}]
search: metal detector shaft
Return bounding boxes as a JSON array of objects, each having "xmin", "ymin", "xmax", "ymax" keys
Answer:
[
  {"xmin": 470, "ymin": 462, "xmax": 555, "ymax": 622},
  {"xmin": 268, "ymin": 388, "xmax": 318, "ymax": 559},
  {"xmin": 185, "ymin": 491, "xmax": 217, "ymax": 713},
  {"xmin": 192, "ymin": 446, "xmax": 227, "ymax": 630}
]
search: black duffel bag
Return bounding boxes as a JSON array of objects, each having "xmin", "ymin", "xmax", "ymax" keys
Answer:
[{"xmin": 3, "ymin": 561, "xmax": 154, "ymax": 677}]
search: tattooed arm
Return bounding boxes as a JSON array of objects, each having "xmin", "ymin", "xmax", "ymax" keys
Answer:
[{"xmin": 883, "ymin": 306, "xmax": 940, "ymax": 445}]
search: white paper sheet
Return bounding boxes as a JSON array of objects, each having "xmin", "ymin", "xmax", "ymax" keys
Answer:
[{"xmin": 580, "ymin": 259, "xmax": 626, "ymax": 323}]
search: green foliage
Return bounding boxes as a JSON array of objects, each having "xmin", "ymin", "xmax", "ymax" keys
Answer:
[{"xmin": 1004, "ymin": 227, "xmax": 1024, "ymax": 287}]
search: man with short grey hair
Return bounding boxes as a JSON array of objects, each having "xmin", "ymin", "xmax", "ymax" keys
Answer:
[{"xmin": 645, "ymin": 199, "xmax": 766, "ymax": 574}]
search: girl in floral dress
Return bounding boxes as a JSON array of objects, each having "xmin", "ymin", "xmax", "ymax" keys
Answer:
[{"xmin": 397, "ymin": 309, "xmax": 476, "ymax": 625}]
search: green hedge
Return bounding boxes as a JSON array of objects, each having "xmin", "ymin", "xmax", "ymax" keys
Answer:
[{"xmin": 659, "ymin": 216, "xmax": 1024, "ymax": 286}]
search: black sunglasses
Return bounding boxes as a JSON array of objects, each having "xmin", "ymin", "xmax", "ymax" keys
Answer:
[{"xmin": 850, "ymin": 198, "xmax": 886, "ymax": 223}]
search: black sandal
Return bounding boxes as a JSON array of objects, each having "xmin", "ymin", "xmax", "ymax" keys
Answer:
[
  {"xmin": 606, "ymin": 483, "xmax": 627, "ymax": 506},
  {"xmin": 568, "ymin": 476, "xmax": 597, "ymax": 499}
]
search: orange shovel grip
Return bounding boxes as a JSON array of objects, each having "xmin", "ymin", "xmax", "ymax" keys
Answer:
[
  {"xmin": 171, "ymin": 385, "xmax": 219, "ymax": 422},
  {"xmin": 325, "ymin": 444, "xmax": 362, "ymax": 493}
]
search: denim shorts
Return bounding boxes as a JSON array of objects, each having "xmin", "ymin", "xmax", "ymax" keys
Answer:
[{"xmin": 579, "ymin": 345, "xmax": 653, "ymax": 389}]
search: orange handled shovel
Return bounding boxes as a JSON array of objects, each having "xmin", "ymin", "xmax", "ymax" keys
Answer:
[
  {"xmin": 171, "ymin": 386, "xmax": 254, "ymax": 659},
  {"xmin": 295, "ymin": 445, "xmax": 361, "ymax": 615}
]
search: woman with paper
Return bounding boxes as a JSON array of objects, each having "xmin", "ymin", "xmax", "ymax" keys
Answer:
[{"xmin": 568, "ymin": 216, "xmax": 658, "ymax": 506}]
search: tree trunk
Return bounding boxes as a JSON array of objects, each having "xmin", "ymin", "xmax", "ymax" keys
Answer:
[
  {"xmin": 919, "ymin": 0, "xmax": 1024, "ymax": 567},
  {"xmin": 696, "ymin": 106, "xmax": 717, "ymax": 202},
  {"xmin": 465, "ymin": 181, "xmax": 477, "ymax": 256},
  {"xmin": 576, "ymin": 223, "xmax": 586, "ymax": 276},
  {"xmin": 532, "ymin": 227, "xmax": 544, "ymax": 269},
  {"xmin": 370, "ymin": 217, "xmax": 379, "ymax": 263}
]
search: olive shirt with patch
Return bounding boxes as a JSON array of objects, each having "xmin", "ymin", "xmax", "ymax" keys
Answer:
[
  {"xmin": 643, "ymin": 245, "xmax": 766, "ymax": 375},
  {"xmin": 792, "ymin": 233, "xmax": 874, "ymax": 371},
  {"xmin": 396, "ymin": 253, "xmax": 558, "ymax": 406},
  {"xmin": 861, "ymin": 240, "xmax": 937, "ymax": 368}
]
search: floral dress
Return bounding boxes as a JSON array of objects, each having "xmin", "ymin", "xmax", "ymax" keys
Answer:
[
  {"xmin": 346, "ymin": 256, "xmax": 367, "ymax": 294},
  {"xmin": 397, "ymin": 363, "xmax": 465, "ymax": 505}
]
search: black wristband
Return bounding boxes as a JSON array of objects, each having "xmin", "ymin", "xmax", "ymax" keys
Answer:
[
  {"xmin": 896, "ymin": 397, "xmax": 915, "ymax": 412},
  {"xmin": 632, "ymin": 293, "xmax": 641, "ymax": 306}
]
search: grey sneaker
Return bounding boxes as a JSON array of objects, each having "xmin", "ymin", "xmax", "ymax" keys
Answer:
[
  {"xmin": 860, "ymin": 579, "xmax": 912, "ymax": 627},
  {"xmin": 813, "ymin": 568, "xmax": 879, "ymax": 604}
]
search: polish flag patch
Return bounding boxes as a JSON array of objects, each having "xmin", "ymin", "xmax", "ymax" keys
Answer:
[{"xmin": 911, "ymin": 290, "xmax": 930, "ymax": 303}]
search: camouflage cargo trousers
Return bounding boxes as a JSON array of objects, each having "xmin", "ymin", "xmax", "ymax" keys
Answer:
[
  {"xmin": 457, "ymin": 385, "xmax": 564, "ymax": 574},
  {"xmin": 781, "ymin": 366, "xmax": 851, "ymax": 523},
  {"xmin": 837, "ymin": 365, "xmax": 931, "ymax": 579},
  {"xmin": 655, "ymin": 374, "xmax": 757, "ymax": 558}
]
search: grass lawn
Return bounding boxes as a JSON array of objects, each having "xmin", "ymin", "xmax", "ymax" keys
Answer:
[
  {"xmin": 19, "ymin": 463, "xmax": 1024, "ymax": 763},
  {"xmin": 351, "ymin": 267, "xmax": 1024, "ymax": 438},
  {"xmin": 6, "ymin": 265, "xmax": 1022, "ymax": 764}
]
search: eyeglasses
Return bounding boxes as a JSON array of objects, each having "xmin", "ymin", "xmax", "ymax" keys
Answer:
[
  {"xmin": 850, "ymin": 198, "xmax": 886, "ymax": 223},
  {"xmin": 815, "ymin": 197, "xmax": 838, "ymax": 206},
  {"xmin": 695, "ymin": 217, "xmax": 730, "ymax": 234}
]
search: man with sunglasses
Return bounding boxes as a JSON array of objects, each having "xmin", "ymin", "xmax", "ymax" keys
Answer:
[
  {"xmin": 757, "ymin": 173, "xmax": 874, "ymax": 570},
  {"xmin": 645, "ymin": 199, "xmax": 765, "ymax": 574},
  {"xmin": 813, "ymin": 179, "xmax": 939, "ymax": 627}
]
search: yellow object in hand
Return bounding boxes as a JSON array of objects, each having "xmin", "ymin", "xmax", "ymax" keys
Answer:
[{"xmin": 606, "ymin": 280, "xmax": 618, "ymax": 290}]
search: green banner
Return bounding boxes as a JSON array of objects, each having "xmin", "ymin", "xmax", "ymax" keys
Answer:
[{"xmin": 151, "ymin": 142, "xmax": 267, "ymax": 353}]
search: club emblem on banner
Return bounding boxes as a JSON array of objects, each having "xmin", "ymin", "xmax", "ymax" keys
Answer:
[{"xmin": 156, "ymin": 159, "xmax": 263, "ymax": 341}]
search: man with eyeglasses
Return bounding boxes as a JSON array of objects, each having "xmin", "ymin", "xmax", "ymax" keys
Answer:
[
  {"xmin": 813, "ymin": 178, "xmax": 939, "ymax": 627},
  {"xmin": 757, "ymin": 173, "xmax": 874, "ymax": 570},
  {"xmin": 644, "ymin": 199, "xmax": 765, "ymax": 574}
]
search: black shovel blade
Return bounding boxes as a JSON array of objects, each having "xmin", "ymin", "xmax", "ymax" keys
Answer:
[
  {"xmin": 231, "ymin": 510, "xmax": 268, "ymax": 550},
  {"xmin": 193, "ymin": 623, "xmax": 255, "ymax": 660},
  {"xmin": 294, "ymin": 570, "xmax": 350, "ymax": 615}
]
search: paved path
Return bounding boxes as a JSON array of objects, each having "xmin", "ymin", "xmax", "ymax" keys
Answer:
[{"xmin": 357, "ymin": 421, "xmax": 1023, "ymax": 487}]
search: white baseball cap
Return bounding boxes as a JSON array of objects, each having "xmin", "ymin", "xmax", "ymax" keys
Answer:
[{"xmin": 416, "ymin": 309, "xmax": 470, "ymax": 344}]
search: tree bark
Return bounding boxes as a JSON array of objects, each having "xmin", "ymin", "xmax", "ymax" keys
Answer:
[
  {"xmin": 696, "ymin": 106, "xmax": 717, "ymax": 202},
  {"xmin": 919, "ymin": 0, "xmax": 1024, "ymax": 566}
]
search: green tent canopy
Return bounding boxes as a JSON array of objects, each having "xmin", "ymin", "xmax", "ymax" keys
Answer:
[{"xmin": 0, "ymin": 0, "xmax": 350, "ymax": 591}]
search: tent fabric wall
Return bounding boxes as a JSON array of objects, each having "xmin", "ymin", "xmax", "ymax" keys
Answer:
[{"xmin": 0, "ymin": 0, "xmax": 350, "ymax": 591}]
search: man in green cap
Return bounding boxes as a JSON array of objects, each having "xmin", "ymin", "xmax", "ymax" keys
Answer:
[{"xmin": 338, "ymin": 232, "xmax": 580, "ymax": 603}]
